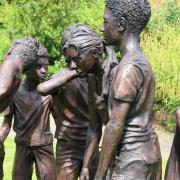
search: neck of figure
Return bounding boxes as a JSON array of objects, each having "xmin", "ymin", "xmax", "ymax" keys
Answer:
[
  {"xmin": 25, "ymin": 79, "xmax": 39, "ymax": 92},
  {"xmin": 91, "ymin": 58, "xmax": 103, "ymax": 95},
  {"xmin": 118, "ymin": 33, "xmax": 141, "ymax": 57},
  {"xmin": 92, "ymin": 58, "xmax": 103, "ymax": 79}
]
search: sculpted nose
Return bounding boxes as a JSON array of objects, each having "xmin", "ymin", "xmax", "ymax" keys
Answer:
[{"xmin": 40, "ymin": 67, "xmax": 47, "ymax": 75}]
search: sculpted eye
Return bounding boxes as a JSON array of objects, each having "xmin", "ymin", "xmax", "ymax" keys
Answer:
[
  {"xmin": 44, "ymin": 64, "xmax": 49, "ymax": 70},
  {"xmin": 36, "ymin": 64, "xmax": 42, "ymax": 69}
]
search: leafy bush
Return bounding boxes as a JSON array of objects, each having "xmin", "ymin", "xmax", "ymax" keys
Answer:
[
  {"xmin": 141, "ymin": 23, "xmax": 180, "ymax": 111},
  {"xmin": 0, "ymin": 0, "xmax": 102, "ymax": 63},
  {"xmin": 0, "ymin": 0, "xmax": 179, "ymax": 114},
  {"xmin": 148, "ymin": 1, "xmax": 180, "ymax": 31}
]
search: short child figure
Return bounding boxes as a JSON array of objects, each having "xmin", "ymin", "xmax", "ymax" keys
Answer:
[{"xmin": 0, "ymin": 47, "xmax": 55, "ymax": 180}]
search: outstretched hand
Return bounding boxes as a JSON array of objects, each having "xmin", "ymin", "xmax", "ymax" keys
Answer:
[
  {"xmin": 80, "ymin": 167, "xmax": 90, "ymax": 180},
  {"xmin": 94, "ymin": 175, "xmax": 104, "ymax": 180}
]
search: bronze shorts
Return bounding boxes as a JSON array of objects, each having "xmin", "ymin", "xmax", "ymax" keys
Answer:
[
  {"xmin": 106, "ymin": 141, "xmax": 159, "ymax": 180},
  {"xmin": 12, "ymin": 143, "xmax": 55, "ymax": 180}
]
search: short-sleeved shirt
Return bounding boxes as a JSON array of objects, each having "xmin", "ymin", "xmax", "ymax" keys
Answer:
[
  {"xmin": 4, "ymin": 82, "xmax": 53, "ymax": 146},
  {"xmin": 109, "ymin": 57, "xmax": 155, "ymax": 150},
  {"xmin": 52, "ymin": 77, "xmax": 90, "ymax": 146}
]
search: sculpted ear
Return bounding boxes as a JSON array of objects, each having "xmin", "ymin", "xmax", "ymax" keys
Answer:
[
  {"xmin": 90, "ymin": 48, "xmax": 99, "ymax": 58},
  {"xmin": 117, "ymin": 17, "xmax": 127, "ymax": 32},
  {"xmin": 65, "ymin": 44, "xmax": 79, "ymax": 57}
]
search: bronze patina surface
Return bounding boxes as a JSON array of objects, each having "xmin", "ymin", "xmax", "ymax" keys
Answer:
[
  {"xmin": 0, "ymin": 47, "xmax": 55, "ymax": 180},
  {"xmin": 0, "ymin": 38, "xmax": 39, "ymax": 112}
]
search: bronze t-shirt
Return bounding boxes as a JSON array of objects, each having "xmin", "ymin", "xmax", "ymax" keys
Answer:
[
  {"xmin": 4, "ymin": 82, "xmax": 53, "ymax": 146},
  {"xmin": 109, "ymin": 57, "xmax": 155, "ymax": 149},
  {"xmin": 52, "ymin": 77, "xmax": 90, "ymax": 146}
]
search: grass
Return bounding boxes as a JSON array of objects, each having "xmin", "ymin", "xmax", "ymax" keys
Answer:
[{"xmin": 162, "ymin": 159, "xmax": 167, "ymax": 178}]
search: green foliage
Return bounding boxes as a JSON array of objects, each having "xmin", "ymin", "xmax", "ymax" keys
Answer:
[
  {"xmin": 0, "ymin": 0, "xmax": 103, "ymax": 65},
  {"xmin": 162, "ymin": 159, "xmax": 167, "ymax": 179},
  {"xmin": 142, "ymin": 22, "xmax": 180, "ymax": 112},
  {"xmin": 148, "ymin": 1, "xmax": 180, "ymax": 31},
  {"xmin": 0, "ymin": 0, "xmax": 179, "ymax": 113},
  {"xmin": 165, "ymin": 1, "xmax": 180, "ymax": 25}
]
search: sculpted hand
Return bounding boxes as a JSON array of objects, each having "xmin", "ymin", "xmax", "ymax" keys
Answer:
[
  {"xmin": 80, "ymin": 167, "xmax": 90, "ymax": 180},
  {"xmin": 5, "ymin": 38, "xmax": 39, "ymax": 63},
  {"xmin": 94, "ymin": 175, "xmax": 104, "ymax": 180}
]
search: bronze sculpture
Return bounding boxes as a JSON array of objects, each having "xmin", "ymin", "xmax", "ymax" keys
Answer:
[
  {"xmin": 95, "ymin": 0, "xmax": 160, "ymax": 179},
  {"xmin": 0, "ymin": 47, "xmax": 55, "ymax": 180},
  {"xmin": 0, "ymin": 38, "xmax": 39, "ymax": 112},
  {"xmin": 55, "ymin": 24, "xmax": 119, "ymax": 180},
  {"xmin": 37, "ymin": 24, "xmax": 106, "ymax": 180},
  {"xmin": 165, "ymin": 109, "xmax": 180, "ymax": 180},
  {"xmin": 62, "ymin": 1, "xmax": 162, "ymax": 180}
]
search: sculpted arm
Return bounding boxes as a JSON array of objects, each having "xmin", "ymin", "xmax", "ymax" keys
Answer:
[
  {"xmin": 0, "ymin": 109, "xmax": 13, "ymax": 178},
  {"xmin": 80, "ymin": 74, "xmax": 102, "ymax": 180},
  {"xmin": 80, "ymin": 115, "xmax": 102, "ymax": 180},
  {"xmin": 0, "ymin": 38, "xmax": 39, "ymax": 112},
  {"xmin": 95, "ymin": 64, "xmax": 142, "ymax": 179},
  {"xmin": 37, "ymin": 68, "xmax": 78, "ymax": 95},
  {"xmin": 0, "ymin": 114, "xmax": 13, "ymax": 143},
  {"xmin": 95, "ymin": 101, "xmax": 130, "ymax": 179},
  {"xmin": 0, "ymin": 57, "xmax": 22, "ymax": 112}
]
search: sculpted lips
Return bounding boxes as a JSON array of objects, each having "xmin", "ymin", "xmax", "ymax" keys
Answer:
[{"xmin": 40, "ymin": 76, "xmax": 46, "ymax": 80}]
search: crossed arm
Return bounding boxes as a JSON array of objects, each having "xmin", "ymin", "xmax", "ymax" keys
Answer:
[
  {"xmin": 80, "ymin": 74, "xmax": 103, "ymax": 180},
  {"xmin": 94, "ymin": 100, "xmax": 130, "ymax": 179},
  {"xmin": 80, "ymin": 73, "xmax": 130, "ymax": 180},
  {"xmin": 80, "ymin": 99, "xmax": 130, "ymax": 180}
]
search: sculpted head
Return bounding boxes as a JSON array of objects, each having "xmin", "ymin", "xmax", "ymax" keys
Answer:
[
  {"xmin": 25, "ymin": 46, "xmax": 49, "ymax": 83},
  {"xmin": 103, "ymin": 0, "xmax": 151, "ymax": 44},
  {"xmin": 7, "ymin": 38, "xmax": 40, "ymax": 71},
  {"xmin": 61, "ymin": 24, "xmax": 104, "ymax": 73}
]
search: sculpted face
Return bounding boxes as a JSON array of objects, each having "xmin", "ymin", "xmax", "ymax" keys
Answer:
[
  {"xmin": 26, "ymin": 57, "xmax": 49, "ymax": 82},
  {"xmin": 64, "ymin": 46, "xmax": 96, "ymax": 73},
  {"xmin": 101, "ymin": 8, "xmax": 121, "ymax": 45}
]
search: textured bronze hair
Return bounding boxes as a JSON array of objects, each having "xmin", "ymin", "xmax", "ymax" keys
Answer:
[
  {"xmin": 105, "ymin": 0, "xmax": 151, "ymax": 34},
  {"xmin": 37, "ymin": 46, "xmax": 48, "ymax": 58},
  {"xmin": 8, "ymin": 38, "xmax": 40, "ymax": 71},
  {"xmin": 61, "ymin": 24, "xmax": 104, "ymax": 56}
]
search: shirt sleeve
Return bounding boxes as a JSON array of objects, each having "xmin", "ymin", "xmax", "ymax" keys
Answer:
[{"xmin": 112, "ymin": 64, "xmax": 143, "ymax": 102}]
